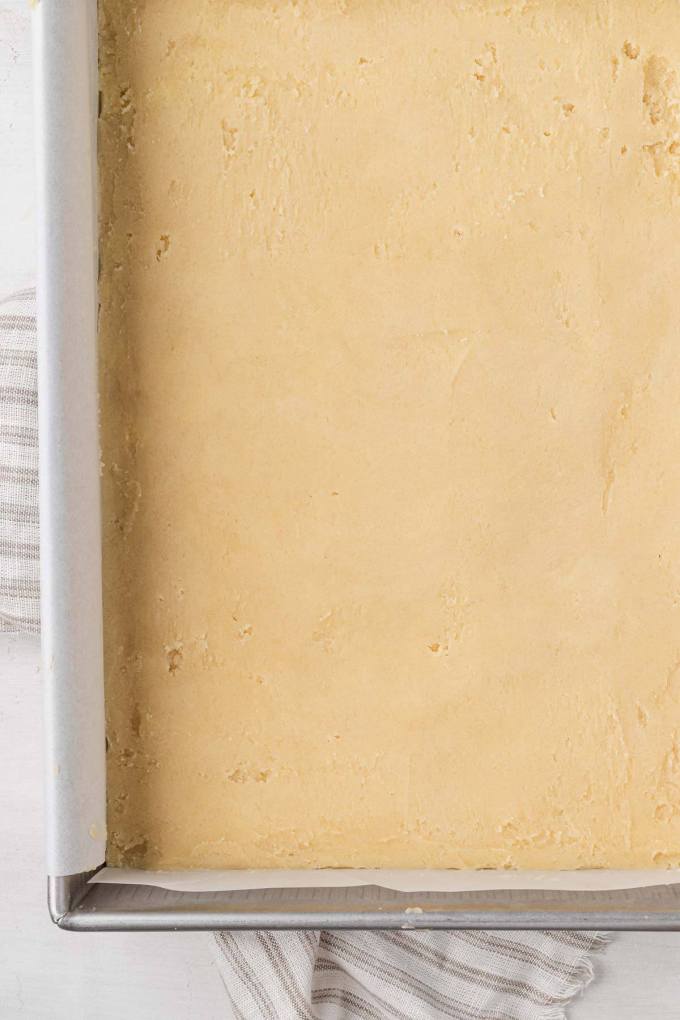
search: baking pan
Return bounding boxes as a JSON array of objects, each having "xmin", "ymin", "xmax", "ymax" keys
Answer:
[{"xmin": 35, "ymin": 0, "xmax": 680, "ymax": 931}]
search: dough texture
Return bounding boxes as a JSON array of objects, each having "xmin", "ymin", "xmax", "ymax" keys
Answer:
[{"xmin": 100, "ymin": 0, "xmax": 680, "ymax": 869}]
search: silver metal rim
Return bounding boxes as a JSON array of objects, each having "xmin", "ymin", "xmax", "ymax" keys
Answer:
[{"xmin": 49, "ymin": 872, "xmax": 680, "ymax": 932}]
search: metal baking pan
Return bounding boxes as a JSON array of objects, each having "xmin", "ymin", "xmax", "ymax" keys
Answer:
[{"xmin": 35, "ymin": 0, "xmax": 680, "ymax": 932}]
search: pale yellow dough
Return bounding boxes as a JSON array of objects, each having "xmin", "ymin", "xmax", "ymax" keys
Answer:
[{"xmin": 100, "ymin": 0, "xmax": 680, "ymax": 869}]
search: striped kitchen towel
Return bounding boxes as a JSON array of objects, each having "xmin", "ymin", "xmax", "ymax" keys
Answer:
[
  {"xmin": 213, "ymin": 928, "xmax": 607, "ymax": 1019},
  {"xmin": 0, "ymin": 288, "xmax": 39, "ymax": 632}
]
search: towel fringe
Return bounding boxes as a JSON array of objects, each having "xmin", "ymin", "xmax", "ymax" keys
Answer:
[{"xmin": 538, "ymin": 932, "xmax": 611, "ymax": 1020}]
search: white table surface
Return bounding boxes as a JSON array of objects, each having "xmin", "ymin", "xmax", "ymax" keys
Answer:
[{"xmin": 1, "ymin": 4, "xmax": 679, "ymax": 1017}]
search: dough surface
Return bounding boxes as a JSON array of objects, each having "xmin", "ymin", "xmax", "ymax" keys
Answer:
[{"xmin": 100, "ymin": 0, "xmax": 680, "ymax": 869}]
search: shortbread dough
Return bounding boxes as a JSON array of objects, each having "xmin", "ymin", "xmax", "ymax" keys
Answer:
[{"xmin": 100, "ymin": 0, "xmax": 680, "ymax": 869}]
